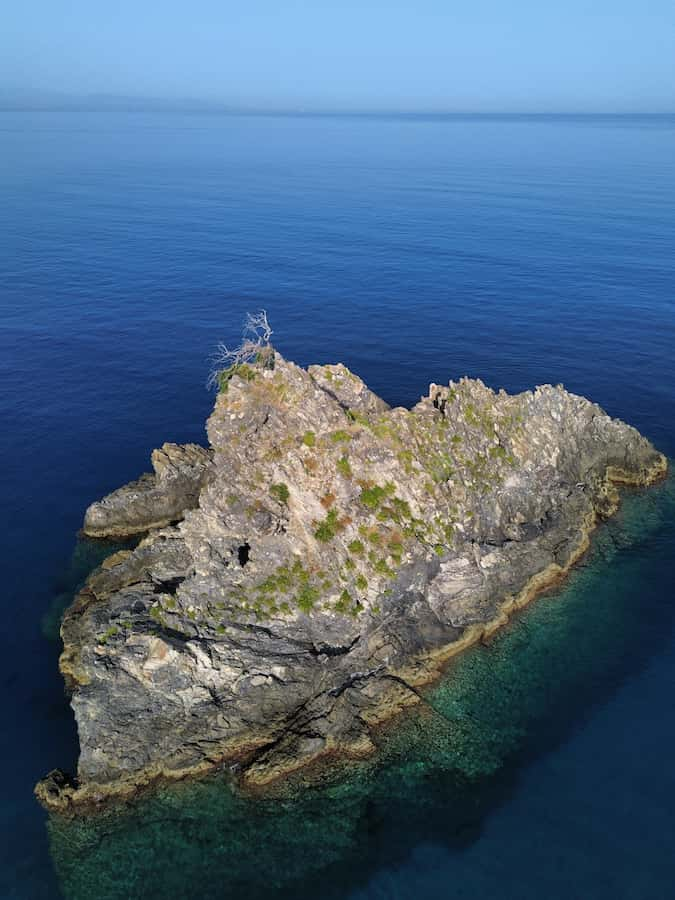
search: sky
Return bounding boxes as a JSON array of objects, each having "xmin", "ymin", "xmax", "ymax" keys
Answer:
[{"xmin": 2, "ymin": 0, "xmax": 675, "ymax": 112}]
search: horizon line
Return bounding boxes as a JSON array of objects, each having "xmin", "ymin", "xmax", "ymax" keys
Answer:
[{"xmin": 1, "ymin": 103, "xmax": 674, "ymax": 117}]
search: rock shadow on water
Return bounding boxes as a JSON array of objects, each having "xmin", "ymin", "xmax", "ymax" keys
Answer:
[{"xmin": 46, "ymin": 472, "xmax": 675, "ymax": 900}]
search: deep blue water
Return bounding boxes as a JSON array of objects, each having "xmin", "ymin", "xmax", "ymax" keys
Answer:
[{"xmin": 1, "ymin": 112, "xmax": 674, "ymax": 898}]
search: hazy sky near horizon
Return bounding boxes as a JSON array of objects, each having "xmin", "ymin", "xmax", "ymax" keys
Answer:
[{"xmin": 3, "ymin": 1, "xmax": 675, "ymax": 111}]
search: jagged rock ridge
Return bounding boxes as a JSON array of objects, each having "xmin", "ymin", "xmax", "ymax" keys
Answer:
[{"xmin": 37, "ymin": 351, "xmax": 666, "ymax": 811}]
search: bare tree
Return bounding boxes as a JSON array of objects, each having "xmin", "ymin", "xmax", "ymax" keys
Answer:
[
  {"xmin": 244, "ymin": 309, "xmax": 273, "ymax": 344},
  {"xmin": 207, "ymin": 310, "xmax": 274, "ymax": 389}
]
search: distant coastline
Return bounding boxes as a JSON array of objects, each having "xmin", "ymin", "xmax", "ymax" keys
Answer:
[{"xmin": 2, "ymin": 91, "xmax": 674, "ymax": 117}]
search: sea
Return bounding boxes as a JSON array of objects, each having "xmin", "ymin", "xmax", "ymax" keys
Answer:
[{"xmin": 1, "ymin": 111, "xmax": 674, "ymax": 899}]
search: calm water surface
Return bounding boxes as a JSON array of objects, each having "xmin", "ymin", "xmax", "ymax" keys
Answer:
[{"xmin": 1, "ymin": 112, "xmax": 674, "ymax": 898}]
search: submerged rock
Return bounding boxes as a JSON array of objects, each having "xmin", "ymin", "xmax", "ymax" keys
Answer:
[{"xmin": 36, "ymin": 350, "xmax": 667, "ymax": 812}]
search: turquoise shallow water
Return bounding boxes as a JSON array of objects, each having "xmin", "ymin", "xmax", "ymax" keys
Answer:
[
  {"xmin": 47, "ymin": 475, "xmax": 675, "ymax": 899},
  {"xmin": 1, "ymin": 112, "xmax": 674, "ymax": 897}
]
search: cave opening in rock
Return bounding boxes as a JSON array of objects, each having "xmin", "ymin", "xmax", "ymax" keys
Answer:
[{"xmin": 237, "ymin": 542, "xmax": 250, "ymax": 567}]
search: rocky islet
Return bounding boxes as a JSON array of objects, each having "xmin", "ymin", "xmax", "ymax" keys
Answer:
[{"xmin": 36, "ymin": 349, "xmax": 667, "ymax": 812}]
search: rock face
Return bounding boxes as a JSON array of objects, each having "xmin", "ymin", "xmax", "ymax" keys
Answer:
[
  {"xmin": 82, "ymin": 443, "xmax": 212, "ymax": 537},
  {"xmin": 37, "ymin": 351, "xmax": 667, "ymax": 811}
]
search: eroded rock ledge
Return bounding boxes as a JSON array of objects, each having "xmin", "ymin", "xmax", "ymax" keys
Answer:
[
  {"xmin": 36, "ymin": 352, "xmax": 667, "ymax": 812},
  {"xmin": 82, "ymin": 443, "xmax": 212, "ymax": 537}
]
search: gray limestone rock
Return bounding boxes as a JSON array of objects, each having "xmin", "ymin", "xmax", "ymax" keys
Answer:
[
  {"xmin": 82, "ymin": 443, "xmax": 212, "ymax": 537},
  {"xmin": 37, "ymin": 351, "xmax": 667, "ymax": 811}
]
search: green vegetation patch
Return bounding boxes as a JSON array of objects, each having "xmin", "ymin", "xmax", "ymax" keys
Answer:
[
  {"xmin": 337, "ymin": 455, "xmax": 352, "ymax": 477},
  {"xmin": 370, "ymin": 419, "xmax": 396, "ymax": 440},
  {"xmin": 246, "ymin": 558, "xmax": 327, "ymax": 618},
  {"xmin": 345, "ymin": 409, "xmax": 370, "ymax": 427},
  {"xmin": 217, "ymin": 363, "xmax": 256, "ymax": 394},
  {"xmin": 359, "ymin": 482, "xmax": 395, "ymax": 510},
  {"xmin": 464, "ymin": 402, "xmax": 479, "ymax": 426},
  {"xmin": 390, "ymin": 496, "xmax": 413, "ymax": 521},
  {"xmin": 374, "ymin": 558, "xmax": 395, "ymax": 577},
  {"xmin": 428, "ymin": 451, "xmax": 455, "ymax": 483},
  {"xmin": 388, "ymin": 535, "xmax": 404, "ymax": 563},
  {"xmin": 269, "ymin": 483, "xmax": 290, "ymax": 504},
  {"xmin": 97, "ymin": 625, "xmax": 120, "ymax": 645},
  {"xmin": 330, "ymin": 430, "xmax": 352, "ymax": 443},
  {"xmin": 334, "ymin": 589, "xmax": 362, "ymax": 618},
  {"xmin": 314, "ymin": 508, "xmax": 342, "ymax": 542},
  {"xmin": 302, "ymin": 430, "xmax": 316, "ymax": 447},
  {"xmin": 295, "ymin": 583, "xmax": 320, "ymax": 613},
  {"xmin": 397, "ymin": 449, "xmax": 414, "ymax": 474}
]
